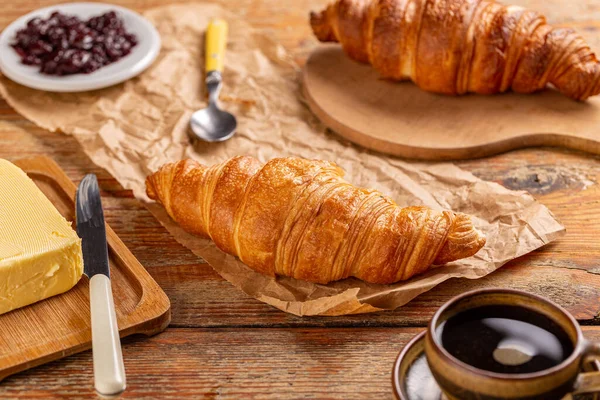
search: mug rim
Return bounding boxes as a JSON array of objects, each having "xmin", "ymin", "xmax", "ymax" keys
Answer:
[{"xmin": 428, "ymin": 288, "xmax": 583, "ymax": 380}]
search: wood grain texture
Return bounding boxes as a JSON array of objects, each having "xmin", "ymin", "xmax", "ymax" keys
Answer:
[
  {"xmin": 0, "ymin": 327, "xmax": 600, "ymax": 399},
  {"xmin": 0, "ymin": 157, "xmax": 170, "ymax": 382},
  {"xmin": 1, "ymin": 0, "xmax": 600, "ymax": 397},
  {"xmin": 0, "ymin": 328, "xmax": 422, "ymax": 399},
  {"xmin": 304, "ymin": 45, "xmax": 600, "ymax": 160}
]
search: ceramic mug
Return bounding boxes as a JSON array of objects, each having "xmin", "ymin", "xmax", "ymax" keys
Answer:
[{"xmin": 424, "ymin": 288, "xmax": 600, "ymax": 400}]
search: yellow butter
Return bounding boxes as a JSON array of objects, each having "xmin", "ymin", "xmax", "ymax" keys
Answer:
[{"xmin": 0, "ymin": 159, "xmax": 83, "ymax": 315}]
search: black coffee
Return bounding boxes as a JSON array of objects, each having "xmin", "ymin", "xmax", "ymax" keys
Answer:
[{"xmin": 437, "ymin": 305, "xmax": 574, "ymax": 374}]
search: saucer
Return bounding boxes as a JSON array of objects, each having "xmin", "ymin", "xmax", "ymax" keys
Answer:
[
  {"xmin": 391, "ymin": 331, "xmax": 599, "ymax": 400},
  {"xmin": 0, "ymin": 2, "xmax": 160, "ymax": 92},
  {"xmin": 392, "ymin": 331, "xmax": 446, "ymax": 400}
]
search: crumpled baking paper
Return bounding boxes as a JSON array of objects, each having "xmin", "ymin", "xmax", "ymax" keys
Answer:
[{"xmin": 0, "ymin": 3, "xmax": 565, "ymax": 316}]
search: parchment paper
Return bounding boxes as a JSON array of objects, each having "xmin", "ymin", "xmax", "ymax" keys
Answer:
[{"xmin": 0, "ymin": 3, "xmax": 565, "ymax": 316}]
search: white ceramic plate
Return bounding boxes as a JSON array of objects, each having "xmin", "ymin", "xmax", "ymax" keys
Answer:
[{"xmin": 0, "ymin": 2, "xmax": 160, "ymax": 92}]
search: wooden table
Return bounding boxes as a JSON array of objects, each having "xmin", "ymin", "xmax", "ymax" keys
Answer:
[{"xmin": 2, "ymin": 0, "xmax": 600, "ymax": 398}]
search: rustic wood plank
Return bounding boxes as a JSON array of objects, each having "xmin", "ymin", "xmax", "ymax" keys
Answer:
[
  {"xmin": 2, "ymin": 326, "xmax": 600, "ymax": 399},
  {"xmin": 2, "ymin": 0, "xmax": 600, "ymax": 396},
  {"xmin": 2, "ymin": 0, "xmax": 600, "ymax": 34}
]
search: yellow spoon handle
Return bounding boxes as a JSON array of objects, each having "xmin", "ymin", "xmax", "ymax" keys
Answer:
[{"xmin": 205, "ymin": 19, "xmax": 228, "ymax": 73}]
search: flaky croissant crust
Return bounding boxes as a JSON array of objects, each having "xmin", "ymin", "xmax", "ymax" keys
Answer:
[
  {"xmin": 146, "ymin": 156, "xmax": 486, "ymax": 284},
  {"xmin": 311, "ymin": 0, "xmax": 600, "ymax": 100}
]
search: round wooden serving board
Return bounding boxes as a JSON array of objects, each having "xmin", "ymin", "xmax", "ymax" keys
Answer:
[{"xmin": 303, "ymin": 44, "xmax": 600, "ymax": 160}]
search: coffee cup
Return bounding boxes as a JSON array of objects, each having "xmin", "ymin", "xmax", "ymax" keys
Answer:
[{"xmin": 423, "ymin": 288, "xmax": 600, "ymax": 399}]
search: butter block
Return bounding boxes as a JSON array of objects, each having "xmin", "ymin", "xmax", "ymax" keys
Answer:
[{"xmin": 0, "ymin": 159, "xmax": 83, "ymax": 315}]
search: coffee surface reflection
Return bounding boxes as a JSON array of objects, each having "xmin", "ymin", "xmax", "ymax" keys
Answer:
[{"xmin": 437, "ymin": 305, "xmax": 574, "ymax": 374}]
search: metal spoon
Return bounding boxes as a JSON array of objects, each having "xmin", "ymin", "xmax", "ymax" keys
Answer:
[{"xmin": 190, "ymin": 19, "xmax": 237, "ymax": 142}]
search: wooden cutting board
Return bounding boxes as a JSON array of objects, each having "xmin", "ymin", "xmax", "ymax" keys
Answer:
[
  {"xmin": 303, "ymin": 44, "xmax": 600, "ymax": 160},
  {"xmin": 0, "ymin": 156, "xmax": 171, "ymax": 381}
]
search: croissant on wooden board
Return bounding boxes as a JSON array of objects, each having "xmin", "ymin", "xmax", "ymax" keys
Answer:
[
  {"xmin": 146, "ymin": 156, "xmax": 486, "ymax": 284},
  {"xmin": 310, "ymin": 0, "xmax": 600, "ymax": 100}
]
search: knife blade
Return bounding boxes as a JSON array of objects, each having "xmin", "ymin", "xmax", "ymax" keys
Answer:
[
  {"xmin": 76, "ymin": 174, "xmax": 110, "ymax": 278},
  {"xmin": 76, "ymin": 174, "xmax": 126, "ymax": 395}
]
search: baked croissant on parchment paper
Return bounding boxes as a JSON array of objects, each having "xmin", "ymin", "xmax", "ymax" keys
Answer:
[
  {"xmin": 310, "ymin": 0, "xmax": 600, "ymax": 100},
  {"xmin": 146, "ymin": 156, "xmax": 486, "ymax": 285}
]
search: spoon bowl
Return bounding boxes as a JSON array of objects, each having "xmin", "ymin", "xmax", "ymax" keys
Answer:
[{"xmin": 190, "ymin": 105, "xmax": 237, "ymax": 142}]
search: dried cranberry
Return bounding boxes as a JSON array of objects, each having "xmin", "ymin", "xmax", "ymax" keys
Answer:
[
  {"xmin": 22, "ymin": 54, "xmax": 41, "ymax": 66},
  {"xmin": 29, "ymin": 40, "xmax": 53, "ymax": 56},
  {"xmin": 11, "ymin": 10, "xmax": 137, "ymax": 76}
]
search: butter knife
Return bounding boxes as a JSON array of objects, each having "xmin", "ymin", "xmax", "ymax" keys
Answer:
[{"xmin": 76, "ymin": 174, "xmax": 126, "ymax": 395}]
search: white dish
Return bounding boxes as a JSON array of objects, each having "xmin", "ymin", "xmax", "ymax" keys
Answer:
[{"xmin": 0, "ymin": 2, "xmax": 160, "ymax": 92}]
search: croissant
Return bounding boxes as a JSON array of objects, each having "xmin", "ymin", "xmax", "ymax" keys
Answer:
[
  {"xmin": 310, "ymin": 0, "xmax": 600, "ymax": 100},
  {"xmin": 146, "ymin": 156, "xmax": 485, "ymax": 284}
]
